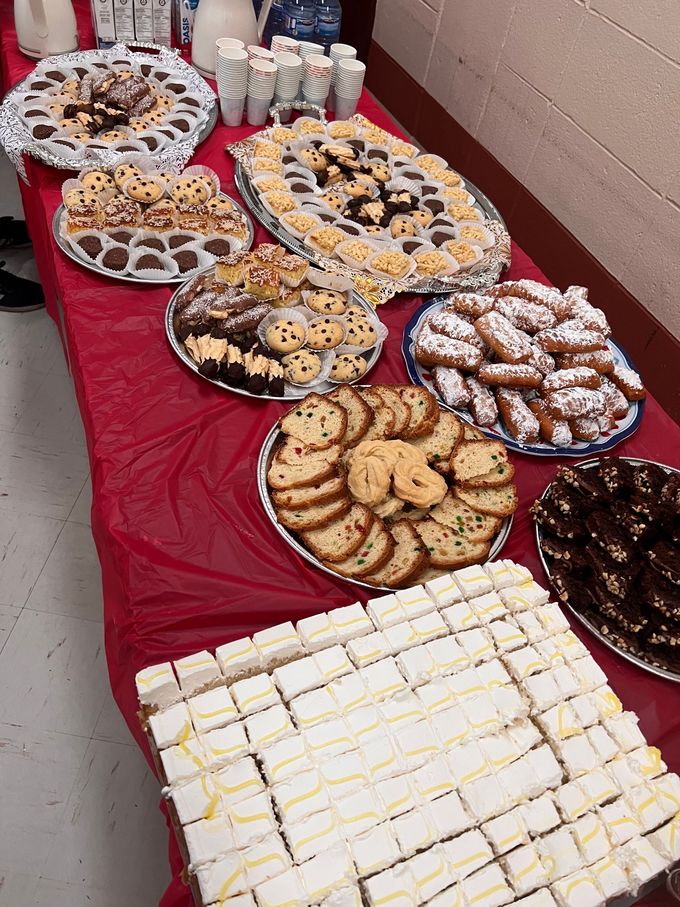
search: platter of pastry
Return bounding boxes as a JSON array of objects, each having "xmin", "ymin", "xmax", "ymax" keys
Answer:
[
  {"xmin": 229, "ymin": 114, "xmax": 511, "ymax": 301},
  {"xmin": 54, "ymin": 156, "xmax": 253, "ymax": 284},
  {"xmin": 0, "ymin": 44, "xmax": 216, "ymax": 175},
  {"xmin": 534, "ymin": 457, "xmax": 680, "ymax": 683},
  {"xmin": 259, "ymin": 384, "xmax": 518, "ymax": 589},
  {"xmin": 402, "ymin": 280, "xmax": 646, "ymax": 457},
  {"xmin": 167, "ymin": 243, "xmax": 386, "ymax": 399}
]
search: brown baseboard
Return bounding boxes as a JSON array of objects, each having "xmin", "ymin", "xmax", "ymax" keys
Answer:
[{"xmin": 366, "ymin": 40, "xmax": 680, "ymax": 424}]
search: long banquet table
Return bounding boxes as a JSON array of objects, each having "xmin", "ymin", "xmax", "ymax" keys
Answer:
[{"xmin": 2, "ymin": 7, "xmax": 678, "ymax": 905}]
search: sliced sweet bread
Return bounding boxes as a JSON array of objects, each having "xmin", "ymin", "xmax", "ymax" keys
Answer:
[
  {"xmin": 456, "ymin": 484, "xmax": 519, "ymax": 518},
  {"xmin": 428, "ymin": 491, "xmax": 502, "ymax": 543},
  {"xmin": 279, "ymin": 392, "xmax": 348, "ymax": 450},
  {"xmin": 301, "ymin": 502, "xmax": 373, "ymax": 563},
  {"xmin": 276, "ymin": 494, "xmax": 352, "ymax": 532},
  {"xmin": 374, "ymin": 385, "xmax": 411, "ymax": 436},
  {"xmin": 357, "ymin": 387, "xmax": 396, "ymax": 443},
  {"xmin": 326, "ymin": 515, "xmax": 395, "ymax": 579},
  {"xmin": 463, "ymin": 423, "xmax": 486, "ymax": 441},
  {"xmin": 458, "ymin": 461, "xmax": 515, "ymax": 489},
  {"xmin": 407, "ymin": 411, "xmax": 464, "ymax": 472},
  {"xmin": 326, "ymin": 384, "xmax": 374, "ymax": 447},
  {"xmin": 276, "ymin": 436, "xmax": 342, "ymax": 468},
  {"xmin": 271, "ymin": 468, "xmax": 347, "ymax": 510},
  {"xmin": 267, "ymin": 454, "xmax": 337, "ymax": 491},
  {"xmin": 399, "ymin": 386, "xmax": 440, "ymax": 438},
  {"xmin": 450, "ymin": 439, "xmax": 508, "ymax": 483},
  {"xmin": 363, "ymin": 518, "xmax": 429, "ymax": 588},
  {"xmin": 413, "ymin": 517, "xmax": 491, "ymax": 569},
  {"xmin": 412, "ymin": 564, "xmax": 449, "ymax": 584}
]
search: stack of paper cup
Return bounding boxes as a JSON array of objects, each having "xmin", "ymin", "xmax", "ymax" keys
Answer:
[
  {"xmin": 217, "ymin": 47, "xmax": 249, "ymax": 126},
  {"xmin": 247, "ymin": 59, "xmax": 278, "ymax": 126},
  {"xmin": 298, "ymin": 41, "xmax": 324, "ymax": 64},
  {"xmin": 334, "ymin": 58, "xmax": 366, "ymax": 119},
  {"xmin": 248, "ymin": 45, "xmax": 276, "ymax": 63},
  {"xmin": 271, "ymin": 35, "xmax": 299, "ymax": 55},
  {"xmin": 302, "ymin": 53, "xmax": 333, "ymax": 106},
  {"xmin": 328, "ymin": 42, "xmax": 357, "ymax": 110},
  {"xmin": 273, "ymin": 52, "xmax": 303, "ymax": 122}
]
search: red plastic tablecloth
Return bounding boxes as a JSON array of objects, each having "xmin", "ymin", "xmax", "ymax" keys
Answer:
[{"xmin": 2, "ymin": 7, "xmax": 679, "ymax": 905}]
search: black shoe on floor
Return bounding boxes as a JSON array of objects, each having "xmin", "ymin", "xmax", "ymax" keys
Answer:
[
  {"xmin": 0, "ymin": 260, "xmax": 45, "ymax": 312},
  {"xmin": 0, "ymin": 217, "xmax": 32, "ymax": 250}
]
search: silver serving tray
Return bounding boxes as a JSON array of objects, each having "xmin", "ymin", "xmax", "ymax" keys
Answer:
[
  {"xmin": 235, "ymin": 161, "xmax": 510, "ymax": 296},
  {"xmin": 535, "ymin": 456, "xmax": 680, "ymax": 684},
  {"xmin": 53, "ymin": 194, "xmax": 254, "ymax": 285},
  {"xmin": 166, "ymin": 271, "xmax": 383, "ymax": 400},
  {"xmin": 257, "ymin": 399, "xmax": 514, "ymax": 590}
]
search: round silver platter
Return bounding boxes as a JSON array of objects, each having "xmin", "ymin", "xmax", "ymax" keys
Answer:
[
  {"xmin": 257, "ymin": 397, "xmax": 514, "ymax": 591},
  {"xmin": 166, "ymin": 272, "xmax": 383, "ymax": 401},
  {"xmin": 53, "ymin": 194, "xmax": 254, "ymax": 286},
  {"xmin": 235, "ymin": 162, "xmax": 510, "ymax": 296},
  {"xmin": 535, "ymin": 456, "xmax": 680, "ymax": 684}
]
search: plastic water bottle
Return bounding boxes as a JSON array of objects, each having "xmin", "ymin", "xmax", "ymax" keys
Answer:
[
  {"xmin": 314, "ymin": 0, "xmax": 341, "ymax": 50},
  {"xmin": 283, "ymin": 0, "xmax": 316, "ymax": 40},
  {"xmin": 263, "ymin": 0, "xmax": 285, "ymax": 46}
]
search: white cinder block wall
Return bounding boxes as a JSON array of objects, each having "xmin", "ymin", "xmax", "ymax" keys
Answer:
[{"xmin": 373, "ymin": 0, "xmax": 680, "ymax": 337}]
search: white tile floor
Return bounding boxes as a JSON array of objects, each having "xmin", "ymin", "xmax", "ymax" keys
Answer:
[{"xmin": 0, "ymin": 152, "xmax": 169, "ymax": 905}]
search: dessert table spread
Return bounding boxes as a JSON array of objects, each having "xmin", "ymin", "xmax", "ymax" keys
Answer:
[{"xmin": 2, "ymin": 5, "xmax": 678, "ymax": 905}]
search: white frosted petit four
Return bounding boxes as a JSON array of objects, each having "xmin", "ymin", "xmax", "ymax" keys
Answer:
[
  {"xmin": 589, "ymin": 685, "xmax": 623, "ymax": 720},
  {"xmin": 366, "ymin": 593, "xmax": 407, "ymax": 629},
  {"xmin": 392, "ymin": 804, "xmax": 437, "ymax": 855},
  {"xmin": 397, "ymin": 644, "xmax": 438, "ymax": 686},
  {"xmin": 448, "ymin": 740, "xmax": 490, "ymax": 787},
  {"xmin": 148, "ymin": 701, "xmax": 193, "ymax": 750},
  {"xmin": 453, "ymin": 564, "xmax": 493, "ymax": 598},
  {"xmin": 551, "ymin": 664, "xmax": 580, "ymax": 700},
  {"xmin": 272, "ymin": 655, "xmax": 323, "ymax": 701},
  {"xmin": 215, "ymin": 756, "xmax": 265, "ymax": 805},
  {"xmin": 383, "ymin": 620, "xmax": 419, "ymax": 653},
  {"xmin": 503, "ymin": 842, "xmax": 550, "ymax": 896},
  {"xmin": 578, "ymin": 767, "xmax": 619, "ymax": 807},
  {"xmin": 480, "ymin": 732, "xmax": 520, "ymax": 771},
  {"xmin": 537, "ymin": 703, "xmax": 581, "ymax": 742},
  {"xmin": 359, "ymin": 657, "xmax": 407, "ymax": 701},
  {"xmin": 430, "ymin": 789, "xmax": 473, "ymax": 837},
  {"xmin": 625, "ymin": 782, "xmax": 666, "ymax": 832},
  {"xmin": 516, "ymin": 612, "xmax": 549, "ymax": 645},
  {"xmin": 231, "ymin": 673, "xmax": 281, "ymax": 716},
  {"xmin": 379, "ymin": 690, "xmax": 427, "ymax": 730},
  {"xmin": 411, "ymin": 610, "xmax": 448, "ymax": 642},
  {"xmin": 426, "ymin": 572, "xmax": 465, "ymax": 605},
  {"xmin": 321, "ymin": 884, "xmax": 362, "ymax": 906},
  {"xmin": 570, "ymin": 811, "xmax": 611, "ymax": 863},
  {"xmin": 442, "ymin": 600, "xmax": 479, "ymax": 632},
  {"xmin": 299, "ymin": 843, "xmax": 357, "ymax": 902},
  {"xmin": 184, "ymin": 810, "xmax": 236, "ymax": 869},
  {"xmin": 607, "ymin": 754, "xmax": 643, "ymax": 791},
  {"xmin": 598, "ymin": 798, "xmax": 642, "ymax": 845},
  {"xmin": 507, "ymin": 719, "xmax": 542, "ymax": 754},
  {"xmin": 491, "ymin": 685, "xmax": 529, "ymax": 722},
  {"xmin": 202, "ymin": 722, "xmax": 250, "ymax": 768},
  {"xmin": 521, "ymin": 670, "xmax": 562, "ymax": 712},
  {"xmin": 470, "ymin": 592, "xmax": 507, "ymax": 625},
  {"xmin": 196, "ymin": 851, "xmax": 247, "ymax": 903},
  {"xmin": 216, "ymin": 637, "xmax": 262, "ymax": 682},
  {"xmin": 526, "ymin": 744, "xmax": 563, "ymax": 790},
  {"xmin": 430, "ymin": 705, "xmax": 470, "ymax": 748},
  {"xmin": 363, "ymin": 735, "xmax": 405, "ymax": 782},
  {"xmin": 483, "ymin": 808, "xmax": 530, "ymax": 855},
  {"xmin": 519, "ymin": 793, "xmax": 561, "ymax": 837},
  {"xmin": 427, "ymin": 636, "xmax": 470, "ymax": 674},
  {"xmin": 396, "ymin": 584, "xmax": 436, "ymax": 618},
  {"xmin": 571, "ymin": 656, "xmax": 607, "ymax": 693},
  {"xmin": 135, "ymin": 662, "xmax": 182, "ymax": 710},
  {"xmin": 319, "ymin": 751, "xmax": 368, "ymax": 799},
  {"xmin": 242, "ymin": 832, "xmax": 291, "ymax": 887},
  {"xmin": 648, "ymin": 814, "xmax": 680, "ymax": 861},
  {"xmin": 252, "ymin": 621, "xmax": 303, "ymax": 667},
  {"xmin": 427, "ymin": 882, "xmax": 467, "ymax": 906},
  {"xmin": 484, "ymin": 560, "xmax": 516, "ymax": 590},
  {"xmin": 304, "ymin": 716, "xmax": 356, "ymax": 759},
  {"xmin": 513, "ymin": 891, "xmax": 558, "ymax": 907},
  {"xmin": 554, "ymin": 630, "xmax": 589, "ymax": 661},
  {"xmin": 313, "ymin": 644, "xmax": 354, "ymax": 681},
  {"xmin": 329, "ymin": 603, "xmax": 372, "ymax": 641},
  {"xmin": 336, "ymin": 787, "xmax": 385, "ymax": 837},
  {"xmin": 604, "ymin": 712, "xmax": 646, "ymax": 753},
  {"xmin": 174, "ymin": 650, "xmax": 222, "ymax": 696},
  {"xmin": 617, "ymin": 834, "xmax": 669, "ymax": 888},
  {"xmin": 259, "ymin": 734, "xmax": 310, "ymax": 784},
  {"xmin": 345, "ymin": 705, "xmax": 384, "ymax": 744},
  {"xmin": 628, "ymin": 744, "xmax": 666, "ymax": 779},
  {"xmin": 349, "ymin": 822, "xmax": 401, "ymax": 876},
  {"xmin": 411, "ymin": 753, "xmax": 456, "ymax": 801},
  {"xmin": 296, "ymin": 612, "xmax": 338, "ymax": 652},
  {"xmin": 395, "ymin": 720, "xmax": 441, "ymax": 770},
  {"xmin": 504, "ymin": 560, "xmax": 533, "ymax": 584},
  {"xmin": 187, "ymin": 686, "xmax": 238, "ymax": 734},
  {"xmin": 460, "ymin": 692, "xmax": 501, "ymax": 736},
  {"xmin": 586, "ymin": 725, "xmax": 618, "ymax": 764},
  {"xmin": 499, "ymin": 585, "xmax": 534, "ymax": 612},
  {"xmin": 489, "ymin": 619, "xmax": 527, "ymax": 652},
  {"xmin": 461, "ymin": 862, "xmax": 514, "ymax": 906},
  {"xmin": 244, "ymin": 704, "xmax": 294, "ymax": 749},
  {"xmin": 346, "ymin": 630, "xmax": 391, "ymax": 667},
  {"xmin": 255, "ymin": 868, "xmax": 307, "ymax": 907},
  {"xmin": 462, "ymin": 773, "xmax": 509, "ymax": 821},
  {"xmin": 570, "ymin": 693, "xmax": 600, "ymax": 728},
  {"xmin": 557, "ymin": 734, "xmax": 601, "ymax": 778},
  {"xmin": 160, "ymin": 736, "xmax": 210, "ymax": 784},
  {"xmin": 517, "ymin": 580, "xmax": 551, "ymax": 607},
  {"xmin": 407, "ymin": 843, "xmax": 454, "ymax": 901},
  {"xmin": 273, "ymin": 769, "xmax": 329, "ymax": 824},
  {"xmin": 285, "ymin": 808, "xmax": 344, "ymax": 863},
  {"xmin": 364, "ymin": 862, "xmax": 417, "ymax": 907},
  {"xmin": 653, "ymin": 772, "xmax": 680, "ymax": 819},
  {"xmin": 590, "ymin": 855, "xmax": 627, "ymax": 899},
  {"xmin": 329, "ymin": 672, "xmax": 372, "ymax": 711},
  {"xmin": 375, "ymin": 773, "xmax": 420, "ymax": 817},
  {"xmin": 290, "ymin": 686, "xmax": 340, "ymax": 728},
  {"xmin": 550, "ymin": 869, "xmax": 602, "ymax": 907},
  {"xmin": 417, "ymin": 677, "xmax": 458, "ymax": 714},
  {"xmin": 169, "ymin": 773, "xmax": 219, "ymax": 824},
  {"xmin": 497, "ymin": 757, "xmax": 542, "ymax": 803},
  {"xmin": 554, "ymin": 781, "xmax": 590, "ymax": 822},
  {"xmin": 448, "ymin": 667, "xmax": 486, "ymax": 700},
  {"xmin": 504, "ymin": 646, "xmax": 548, "ymax": 680},
  {"xmin": 535, "ymin": 603, "xmax": 570, "ymax": 636},
  {"xmin": 538, "ymin": 827, "xmax": 582, "ymax": 881},
  {"xmin": 456, "ymin": 627, "xmax": 495, "ymax": 663}
]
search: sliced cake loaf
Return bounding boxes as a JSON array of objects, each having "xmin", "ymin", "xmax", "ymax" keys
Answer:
[
  {"xmin": 407, "ymin": 410, "xmax": 464, "ymax": 472},
  {"xmin": 398, "ymin": 386, "xmax": 440, "ymax": 438},
  {"xmin": 456, "ymin": 484, "xmax": 519, "ymax": 518},
  {"xmin": 463, "ymin": 423, "xmax": 486, "ymax": 441},
  {"xmin": 326, "ymin": 515, "xmax": 395, "ymax": 579},
  {"xmin": 271, "ymin": 468, "xmax": 347, "ymax": 510},
  {"xmin": 413, "ymin": 517, "xmax": 490, "ymax": 568},
  {"xmin": 327, "ymin": 384, "xmax": 374, "ymax": 447},
  {"xmin": 374, "ymin": 385, "xmax": 411, "ymax": 436},
  {"xmin": 459, "ymin": 461, "xmax": 515, "ymax": 488},
  {"xmin": 357, "ymin": 388, "xmax": 396, "ymax": 442},
  {"xmin": 428, "ymin": 491, "xmax": 502, "ymax": 542},
  {"xmin": 301, "ymin": 502, "xmax": 373, "ymax": 563},
  {"xmin": 450, "ymin": 439, "xmax": 508, "ymax": 483},
  {"xmin": 275, "ymin": 494, "xmax": 352, "ymax": 531},
  {"xmin": 363, "ymin": 518, "xmax": 429, "ymax": 588},
  {"xmin": 279, "ymin": 392, "xmax": 348, "ymax": 450},
  {"xmin": 267, "ymin": 454, "xmax": 337, "ymax": 491},
  {"xmin": 276, "ymin": 436, "xmax": 342, "ymax": 468}
]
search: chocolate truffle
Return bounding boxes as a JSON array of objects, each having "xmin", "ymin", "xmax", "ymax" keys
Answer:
[
  {"xmin": 203, "ymin": 238, "xmax": 231, "ymax": 257},
  {"xmin": 77, "ymin": 236, "xmax": 103, "ymax": 259},
  {"xmin": 168, "ymin": 234, "xmax": 194, "ymax": 249},
  {"xmin": 138, "ymin": 237, "xmax": 166, "ymax": 252},
  {"xmin": 102, "ymin": 247, "xmax": 129, "ymax": 271},
  {"xmin": 108, "ymin": 231, "xmax": 133, "ymax": 245},
  {"xmin": 172, "ymin": 250, "xmax": 199, "ymax": 274},
  {"xmin": 136, "ymin": 253, "xmax": 164, "ymax": 271}
]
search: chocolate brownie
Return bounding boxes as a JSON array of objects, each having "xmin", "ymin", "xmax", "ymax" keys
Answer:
[
  {"xmin": 632, "ymin": 461, "xmax": 669, "ymax": 497},
  {"xmin": 648, "ymin": 541, "xmax": 680, "ymax": 586},
  {"xmin": 532, "ymin": 498, "xmax": 586, "ymax": 539},
  {"xmin": 586, "ymin": 511, "xmax": 634, "ymax": 564},
  {"xmin": 598, "ymin": 457, "xmax": 636, "ymax": 495},
  {"xmin": 557, "ymin": 465, "xmax": 609, "ymax": 502}
]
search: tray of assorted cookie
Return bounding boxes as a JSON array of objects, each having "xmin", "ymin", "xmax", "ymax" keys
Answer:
[
  {"xmin": 167, "ymin": 242, "xmax": 386, "ymax": 399},
  {"xmin": 53, "ymin": 154, "xmax": 253, "ymax": 284},
  {"xmin": 533, "ymin": 457, "xmax": 680, "ymax": 683},
  {"xmin": 229, "ymin": 112, "xmax": 511, "ymax": 303},
  {"xmin": 402, "ymin": 280, "xmax": 646, "ymax": 457},
  {"xmin": 259, "ymin": 383, "xmax": 518, "ymax": 590}
]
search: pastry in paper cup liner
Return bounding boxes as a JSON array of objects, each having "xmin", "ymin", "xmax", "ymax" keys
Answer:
[
  {"xmin": 72, "ymin": 168, "xmax": 116, "ymax": 197},
  {"xmin": 134, "ymin": 131, "xmax": 168, "ymax": 154},
  {"xmin": 362, "ymin": 142, "xmax": 393, "ymax": 166},
  {"xmin": 305, "ymin": 314, "xmax": 348, "ymax": 351},
  {"xmin": 172, "ymin": 91, "xmax": 205, "ymax": 111},
  {"xmin": 69, "ymin": 230, "xmax": 112, "ymax": 263},
  {"xmin": 103, "ymin": 227, "xmax": 136, "ymax": 246},
  {"xmin": 335, "ymin": 236, "xmax": 385, "ymax": 269},
  {"xmin": 341, "ymin": 309, "xmax": 387, "ymax": 353},
  {"xmin": 169, "ymin": 245, "xmax": 214, "ymax": 277},
  {"xmin": 121, "ymin": 173, "xmax": 168, "ymax": 205},
  {"xmin": 167, "ymin": 174, "xmax": 212, "ymax": 206},
  {"xmin": 441, "ymin": 239, "xmax": 484, "ymax": 271},
  {"xmin": 387, "ymin": 214, "xmax": 425, "ymax": 241},
  {"xmin": 279, "ymin": 210, "xmax": 324, "ymax": 241},
  {"xmin": 257, "ymin": 307, "xmax": 309, "ymax": 352},
  {"xmin": 327, "ymin": 120, "xmax": 358, "ymax": 140},
  {"xmin": 129, "ymin": 230, "xmax": 171, "ymax": 254},
  {"xmin": 283, "ymin": 163, "xmax": 318, "ymax": 185},
  {"xmin": 131, "ymin": 249, "xmax": 180, "ymax": 280},
  {"xmin": 260, "ymin": 189, "xmax": 298, "ymax": 219},
  {"xmin": 420, "ymin": 195, "xmax": 449, "ymax": 217},
  {"xmin": 388, "ymin": 137, "xmax": 419, "ymax": 159},
  {"xmin": 327, "ymin": 346, "xmax": 370, "ymax": 383},
  {"xmin": 252, "ymin": 173, "xmax": 290, "ymax": 194},
  {"xmin": 422, "ymin": 223, "xmax": 459, "ymax": 248},
  {"xmin": 334, "ymin": 217, "xmax": 367, "ymax": 239},
  {"xmin": 292, "ymin": 117, "xmax": 328, "ymax": 137},
  {"xmin": 455, "ymin": 222, "xmax": 496, "ymax": 251},
  {"xmin": 252, "ymin": 156, "xmax": 284, "ymax": 176},
  {"xmin": 382, "ymin": 175, "xmax": 421, "ymax": 199},
  {"xmin": 300, "ymin": 203, "xmax": 338, "ymax": 225},
  {"xmin": 391, "ymin": 161, "xmax": 429, "ymax": 182},
  {"xmin": 447, "ymin": 201, "xmax": 485, "ymax": 224},
  {"xmin": 288, "ymin": 178, "xmax": 321, "ymax": 203},
  {"xmin": 41, "ymin": 138, "xmax": 86, "ymax": 161},
  {"xmin": 94, "ymin": 243, "xmax": 138, "ymax": 276},
  {"xmin": 366, "ymin": 246, "xmax": 416, "ymax": 282},
  {"xmin": 62, "ymin": 177, "xmax": 98, "ymax": 205},
  {"xmin": 392, "ymin": 235, "xmax": 434, "ymax": 257},
  {"xmin": 411, "ymin": 247, "xmax": 460, "ymax": 279},
  {"xmin": 305, "ymin": 224, "xmax": 347, "ymax": 258},
  {"xmin": 159, "ymin": 77, "xmax": 190, "ymax": 98},
  {"xmin": 282, "ymin": 348, "xmax": 334, "ymax": 386},
  {"xmin": 181, "ymin": 165, "xmax": 221, "ymax": 199},
  {"xmin": 414, "ymin": 152, "xmax": 449, "ymax": 173}
]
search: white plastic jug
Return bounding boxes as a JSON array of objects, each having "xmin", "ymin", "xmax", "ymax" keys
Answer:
[
  {"xmin": 191, "ymin": 0, "xmax": 273, "ymax": 79},
  {"xmin": 14, "ymin": 0, "xmax": 79, "ymax": 60}
]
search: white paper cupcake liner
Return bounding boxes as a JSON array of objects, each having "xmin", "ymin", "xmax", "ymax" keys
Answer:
[
  {"xmin": 167, "ymin": 173, "xmax": 213, "ymax": 205},
  {"xmin": 325, "ymin": 345, "xmax": 371, "ymax": 384},
  {"xmin": 391, "ymin": 236, "xmax": 435, "ymax": 258},
  {"xmin": 94, "ymin": 244, "xmax": 141, "ymax": 277},
  {"xmin": 181, "ymin": 165, "xmax": 221, "ymax": 198},
  {"xmin": 111, "ymin": 151, "xmax": 159, "ymax": 175},
  {"xmin": 260, "ymin": 191, "xmax": 297, "ymax": 221},
  {"xmin": 305, "ymin": 313, "xmax": 348, "ymax": 351},
  {"xmin": 159, "ymin": 76, "xmax": 191, "ymax": 97},
  {"xmin": 282, "ymin": 162, "xmax": 318, "ymax": 184},
  {"xmin": 335, "ymin": 236, "xmax": 385, "ymax": 269},
  {"xmin": 414, "ymin": 152, "xmax": 448, "ymax": 172},
  {"xmin": 422, "ymin": 224, "xmax": 459, "ymax": 247},
  {"xmin": 388, "ymin": 138, "xmax": 419, "ymax": 159},
  {"xmin": 292, "ymin": 117, "xmax": 329, "ymax": 138},
  {"xmin": 383, "ymin": 176, "xmax": 422, "ymax": 199},
  {"xmin": 172, "ymin": 90, "xmax": 205, "ymax": 110},
  {"xmin": 168, "ymin": 246, "xmax": 215, "ymax": 277},
  {"xmin": 252, "ymin": 157, "xmax": 285, "ymax": 178},
  {"xmin": 454, "ymin": 222, "xmax": 496, "ymax": 251},
  {"xmin": 120, "ymin": 173, "xmax": 168, "ymax": 204},
  {"xmin": 439, "ymin": 188, "xmax": 476, "ymax": 207},
  {"xmin": 411, "ymin": 248, "xmax": 460, "ymax": 280},
  {"xmin": 365, "ymin": 246, "xmax": 416, "ymax": 282},
  {"xmin": 386, "ymin": 215, "xmax": 426, "ymax": 243},
  {"xmin": 129, "ymin": 230, "xmax": 171, "ymax": 252},
  {"xmin": 440, "ymin": 240, "xmax": 484, "ymax": 271},
  {"xmin": 300, "ymin": 203, "xmax": 338, "ymax": 225},
  {"xmin": 285, "ymin": 349, "xmax": 335, "ymax": 388},
  {"xmin": 41, "ymin": 138, "xmax": 86, "ymax": 161},
  {"xmin": 109, "ymin": 61, "xmax": 137, "ymax": 73},
  {"xmin": 342, "ymin": 314, "xmax": 388, "ymax": 354},
  {"xmin": 446, "ymin": 202, "xmax": 485, "ymax": 224},
  {"xmin": 131, "ymin": 249, "xmax": 180, "ymax": 280},
  {"xmin": 258, "ymin": 307, "xmax": 310, "ymax": 351},
  {"xmin": 363, "ymin": 142, "xmax": 392, "ymax": 165},
  {"xmin": 288, "ymin": 181, "xmax": 320, "ymax": 205},
  {"xmin": 307, "ymin": 267, "xmax": 353, "ymax": 294},
  {"xmin": 68, "ymin": 230, "xmax": 114, "ymax": 263},
  {"xmin": 391, "ymin": 161, "xmax": 429, "ymax": 183}
]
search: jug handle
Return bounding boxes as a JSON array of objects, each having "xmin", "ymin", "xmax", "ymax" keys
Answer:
[
  {"xmin": 28, "ymin": 0, "xmax": 49, "ymax": 39},
  {"xmin": 257, "ymin": 0, "xmax": 274, "ymax": 44}
]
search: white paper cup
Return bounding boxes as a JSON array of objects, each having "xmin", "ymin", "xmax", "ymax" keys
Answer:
[
  {"xmin": 221, "ymin": 96, "xmax": 246, "ymax": 125},
  {"xmin": 248, "ymin": 45, "xmax": 276, "ymax": 62},
  {"xmin": 249, "ymin": 58, "xmax": 278, "ymax": 77},
  {"xmin": 247, "ymin": 95, "xmax": 274, "ymax": 126},
  {"xmin": 217, "ymin": 37, "xmax": 245, "ymax": 50},
  {"xmin": 298, "ymin": 41, "xmax": 324, "ymax": 58},
  {"xmin": 334, "ymin": 95, "xmax": 359, "ymax": 119},
  {"xmin": 330, "ymin": 43, "xmax": 357, "ymax": 61},
  {"xmin": 271, "ymin": 35, "xmax": 299, "ymax": 54}
]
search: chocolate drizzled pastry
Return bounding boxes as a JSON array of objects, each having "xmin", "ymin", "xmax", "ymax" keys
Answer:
[{"xmin": 244, "ymin": 342, "xmax": 270, "ymax": 395}]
